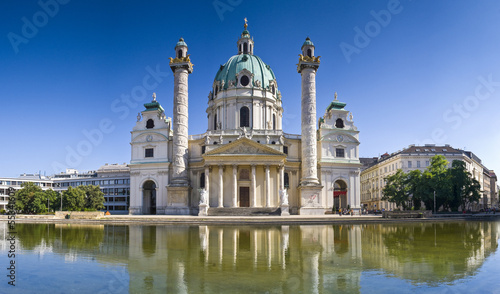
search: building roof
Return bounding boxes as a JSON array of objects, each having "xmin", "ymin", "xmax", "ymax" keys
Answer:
[
  {"xmin": 214, "ymin": 54, "xmax": 276, "ymax": 90},
  {"xmin": 401, "ymin": 145, "xmax": 461, "ymax": 154}
]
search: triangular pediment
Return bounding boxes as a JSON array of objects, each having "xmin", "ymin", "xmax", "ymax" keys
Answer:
[
  {"xmin": 204, "ymin": 137, "xmax": 284, "ymax": 157},
  {"xmin": 320, "ymin": 132, "xmax": 359, "ymax": 144}
]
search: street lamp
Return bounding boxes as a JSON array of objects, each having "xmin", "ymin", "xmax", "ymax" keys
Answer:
[{"xmin": 433, "ymin": 191, "xmax": 436, "ymax": 214}]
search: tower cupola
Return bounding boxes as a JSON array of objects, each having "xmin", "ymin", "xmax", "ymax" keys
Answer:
[
  {"xmin": 237, "ymin": 18, "xmax": 254, "ymax": 55},
  {"xmin": 175, "ymin": 37, "xmax": 188, "ymax": 59},
  {"xmin": 301, "ymin": 37, "xmax": 315, "ymax": 57}
]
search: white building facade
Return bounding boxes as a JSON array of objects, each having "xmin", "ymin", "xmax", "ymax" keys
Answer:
[{"xmin": 128, "ymin": 22, "xmax": 362, "ymax": 215}]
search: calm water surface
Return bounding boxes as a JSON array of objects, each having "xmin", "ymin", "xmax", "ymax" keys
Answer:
[{"xmin": 1, "ymin": 221, "xmax": 499, "ymax": 293}]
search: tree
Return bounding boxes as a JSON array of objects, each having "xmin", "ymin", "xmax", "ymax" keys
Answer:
[
  {"xmin": 79, "ymin": 185, "xmax": 105, "ymax": 210},
  {"xmin": 14, "ymin": 182, "xmax": 47, "ymax": 214},
  {"xmin": 424, "ymin": 155, "xmax": 452, "ymax": 211},
  {"xmin": 63, "ymin": 186, "xmax": 86, "ymax": 211},
  {"xmin": 449, "ymin": 160, "xmax": 481, "ymax": 211},
  {"xmin": 406, "ymin": 169, "xmax": 424, "ymax": 210},
  {"xmin": 382, "ymin": 169, "xmax": 410, "ymax": 210},
  {"xmin": 45, "ymin": 189, "xmax": 60, "ymax": 212}
]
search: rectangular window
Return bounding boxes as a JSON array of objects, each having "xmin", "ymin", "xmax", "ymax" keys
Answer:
[
  {"xmin": 417, "ymin": 161, "xmax": 421, "ymax": 168},
  {"xmin": 408, "ymin": 161, "xmax": 412, "ymax": 168},
  {"xmin": 283, "ymin": 146, "xmax": 288, "ymax": 155},
  {"xmin": 384, "ymin": 167, "xmax": 387, "ymax": 173},
  {"xmin": 145, "ymin": 148, "xmax": 154, "ymax": 158},
  {"xmin": 335, "ymin": 148, "xmax": 345, "ymax": 158},
  {"xmin": 426, "ymin": 161, "xmax": 430, "ymax": 167}
]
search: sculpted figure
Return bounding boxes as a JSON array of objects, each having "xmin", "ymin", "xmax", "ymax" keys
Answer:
[
  {"xmin": 199, "ymin": 188, "xmax": 208, "ymax": 205},
  {"xmin": 280, "ymin": 189, "xmax": 289, "ymax": 205}
]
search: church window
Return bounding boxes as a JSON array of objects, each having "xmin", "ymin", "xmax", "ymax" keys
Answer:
[
  {"xmin": 240, "ymin": 75, "xmax": 250, "ymax": 87},
  {"xmin": 283, "ymin": 146, "xmax": 288, "ymax": 154},
  {"xmin": 336, "ymin": 148, "xmax": 345, "ymax": 158},
  {"xmin": 284, "ymin": 173, "xmax": 290, "ymax": 188},
  {"xmin": 177, "ymin": 49, "xmax": 183, "ymax": 58},
  {"xmin": 214, "ymin": 114, "xmax": 218, "ymax": 130},
  {"xmin": 273, "ymin": 114, "xmax": 276, "ymax": 130},
  {"xmin": 240, "ymin": 106, "xmax": 250, "ymax": 127},
  {"xmin": 271, "ymin": 141, "xmax": 276, "ymax": 144},
  {"xmin": 272, "ymin": 85, "xmax": 275, "ymax": 94},
  {"xmin": 307, "ymin": 48, "xmax": 312, "ymax": 57},
  {"xmin": 201, "ymin": 146, "xmax": 206, "ymax": 154},
  {"xmin": 200, "ymin": 173, "xmax": 205, "ymax": 188},
  {"xmin": 145, "ymin": 148, "xmax": 154, "ymax": 158},
  {"xmin": 335, "ymin": 118, "xmax": 344, "ymax": 128},
  {"xmin": 213, "ymin": 142, "xmax": 218, "ymax": 145},
  {"xmin": 146, "ymin": 119, "xmax": 154, "ymax": 129},
  {"xmin": 243, "ymin": 42, "xmax": 248, "ymax": 54},
  {"xmin": 249, "ymin": 44, "xmax": 252, "ymax": 53}
]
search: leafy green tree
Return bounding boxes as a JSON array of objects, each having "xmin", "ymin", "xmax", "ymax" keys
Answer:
[
  {"xmin": 45, "ymin": 189, "xmax": 60, "ymax": 212},
  {"xmin": 14, "ymin": 182, "xmax": 47, "ymax": 214},
  {"xmin": 63, "ymin": 186, "xmax": 86, "ymax": 211},
  {"xmin": 79, "ymin": 185, "xmax": 105, "ymax": 210},
  {"xmin": 382, "ymin": 169, "xmax": 411, "ymax": 210},
  {"xmin": 449, "ymin": 160, "xmax": 481, "ymax": 211},
  {"xmin": 406, "ymin": 169, "xmax": 424, "ymax": 210},
  {"xmin": 423, "ymin": 155, "xmax": 452, "ymax": 211}
]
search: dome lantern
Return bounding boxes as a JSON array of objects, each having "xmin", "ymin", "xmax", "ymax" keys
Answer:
[{"xmin": 237, "ymin": 18, "xmax": 254, "ymax": 55}]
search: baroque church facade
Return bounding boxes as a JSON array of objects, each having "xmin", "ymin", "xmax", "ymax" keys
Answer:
[{"xmin": 128, "ymin": 22, "xmax": 361, "ymax": 215}]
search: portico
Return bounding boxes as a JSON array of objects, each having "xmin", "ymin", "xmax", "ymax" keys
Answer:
[{"xmin": 201, "ymin": 138, "xmax": 286, "ymax": 209}]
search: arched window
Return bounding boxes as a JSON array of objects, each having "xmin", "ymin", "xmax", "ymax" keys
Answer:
[
  {"xmin": 214, "ymin": 114, "xmax": 218, "ymax": 130},
  {"xmin": 307, "ymin": 48, "xmax": 312, "ymax": 57},
  {"xmin": 146, "ymin": 119, "xmax": 154, "ymax": 129},
  {"xmin": 240, "ymin": 106, "xmax": 250, "ymax": 127},
  {"xmin": 200, "ymin": 173, "xmax": 205, "ymax": 188},
  {"xmin": 271, "ymin": 85, "xmax": 275, "ymax": 94},
  {"xmin": 177, "ymin": 49, "xmax": 183, "ymax": 58},
  {"xmin": 243, "ymin": 42, "xmax": 248, "ymax": 54},
  {"xmin": 249, "ymin": 44, "xmax": 252, "ymax": 53},
  {"xmin": 273, "ymin": 114, "xmax": 276, "ymax": 130},
  {"xmin": 335, "ymin": 118, "xmax": 344, "ymax": 128},
  {"xmin": 284, "ymin": 173, "xmax": 290, "ymax": 188}
]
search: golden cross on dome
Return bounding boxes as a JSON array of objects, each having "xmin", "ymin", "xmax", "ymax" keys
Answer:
[{"xmin": 244, "ymin": 18, "xmax": 248, "ymax": 29}]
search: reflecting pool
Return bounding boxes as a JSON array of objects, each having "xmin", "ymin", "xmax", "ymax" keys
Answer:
[{"xmin": 1, "ymin": 221, "xmax": 499, "ymax": 293}]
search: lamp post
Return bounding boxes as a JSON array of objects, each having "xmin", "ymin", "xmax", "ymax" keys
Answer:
[{"xmin": 433, "ymin": 191, "xmax": 436, "ymax": 214}]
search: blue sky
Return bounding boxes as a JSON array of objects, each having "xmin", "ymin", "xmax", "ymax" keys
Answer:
[{"xmin": 1, "ymin": 0, "xmax": 499, "ymax": 177}]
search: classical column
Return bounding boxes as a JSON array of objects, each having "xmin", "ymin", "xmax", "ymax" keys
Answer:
[
  {"xmin": 170, "ymin": 41, "xmax": 193, "ymax": 186},
  {"xmin": 233, "ymin": 164, "xmax": 238, "ymax": 207},
  {"xmin": 205, "ymin": 166, "xmax": 210, "ymax": 207},
  {"xmin": 297, "ymin": 40, "xmax": 320, "ymax": 186},
  {"xmin": 251, "ymin": 165, "xmax": 256, "ymax": 207},
  {"xmin": 265, "ymin": 165, "xmax": 270, "ymax": 207},
  {"xmin": 218, "ymin": 165, "xmax": 224, "ymax": 208},
  {"xmin": 279, "ymin": 165, "xmax": 285, "ymax": 191}
]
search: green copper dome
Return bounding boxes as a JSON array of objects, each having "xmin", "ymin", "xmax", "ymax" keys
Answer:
[
  {"xmin": 302, "ymin": 37, "xmax": 314, "ymax": 48},
  {"xmin": 214, "ymin": 54, "xmax": 276, "ymax": 90},
  {"xmin": 176, "ymin": 38, "xmax": 187, "ymax": 47}
]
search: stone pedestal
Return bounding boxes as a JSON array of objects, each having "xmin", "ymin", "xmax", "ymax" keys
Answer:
[
  {"xmin": 280, "ymin": 204, "xmax": 290, "ymax": 216},
  {"xmin": 165, "ymin": 186, "xmax": 191, "ymax": 215},
  {"xmin": 198, "ymin": 204, "xmax": 209, "ymax": 216},
  {"xmin": 129, "ymin": 206, "xmax": 142, "ymax": 215},
  {"xmin": 298, "ymin": 185, "xmax": 324, "ymax": 215}
]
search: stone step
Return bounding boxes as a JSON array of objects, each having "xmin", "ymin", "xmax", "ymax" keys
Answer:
[{"xmin": 207, "ymin": 207, "xmax": 281, "ymax": 216}]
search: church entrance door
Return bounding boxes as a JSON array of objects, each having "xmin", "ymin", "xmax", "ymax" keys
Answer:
[{"xmin": 239, "ymin": 187, "xmax": 250, "ymax": 207}]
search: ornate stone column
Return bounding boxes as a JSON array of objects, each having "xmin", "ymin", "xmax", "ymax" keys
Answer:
[
  {"xmin": 167, "ymin": 38, "xmax": 193, "ymax": 215},
  {"xmin": 297, "ymin": 38, "xmax": 324, "ymax": 215},
  {"xmin": 218, "ymin": 165, "xmax": 224, "ymax": 208},
  {"xmin": 251, "ymin": 165, "xmax": 256, "ymax": 207},
  {"xmin": 265, "ymin": 165, "xmax": 270, "ymax": 207},
  {"xmin": 232, "ymin": 164, "xmax": 238, "ymax": 207}
]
